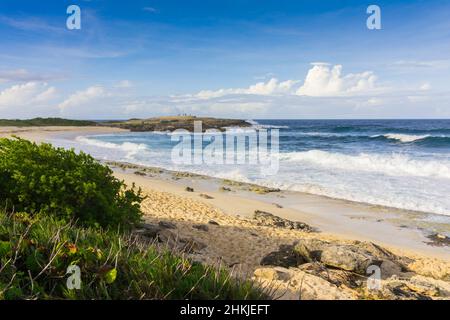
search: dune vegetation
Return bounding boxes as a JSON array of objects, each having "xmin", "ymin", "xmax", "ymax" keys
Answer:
[{"xmin": 0, "ymin": 138, "xmax": 266, "ymax": 300}]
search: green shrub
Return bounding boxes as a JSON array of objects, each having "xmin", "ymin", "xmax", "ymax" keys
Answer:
[
  {"xmin": 0, "ymin": 212, "xmax": 267, "ymax": 300},
  {"xmin": 0, "ymin": 138, "xmax": 143, "ymax": 229}
]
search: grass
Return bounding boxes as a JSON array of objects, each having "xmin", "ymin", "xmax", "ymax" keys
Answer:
[
  {"xmin": 0, "ymin": 211, "xmax": 268, "ymax": 300},
  {"xmin": 0, "ymin": 117, "xmax": 97, "ymax": 127}
]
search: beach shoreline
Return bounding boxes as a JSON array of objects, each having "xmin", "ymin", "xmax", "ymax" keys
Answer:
[
  {"xmin": 1, "ymin": 125, "xmax": 448, "ymax": 260},
  {"xmin": 2, "ymin": 125, "xmax": 449, "ymax": 299}
]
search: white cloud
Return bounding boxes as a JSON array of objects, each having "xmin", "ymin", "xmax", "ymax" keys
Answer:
[
  {"xmin": 143, "ymin": 7, "xmax": 158, "ymax": 13},
  {"xmin": 296, "ymin": 63, "xmax": 377, "ymax": 97},
  {"xmin": 391, "ymin": 60, "xmax": 450, "ymax": 70},
  {"xmin": 191, "ymin": 78, "xmax": 299, "ymax": 100},
  {"xmin": 420, "ymin": 82, "xmax": 431, "ymax": 91},
  {"xmin": 115, "ymin": 80, "xmax": 133, "ymax": 88},
  {"xmin": 183, "ymin": 63, "xmax": 377, "ymax": 101},
  {"xmin": 0, "ymin": 69, "xmax": 58, "ymax": 83},
  {"xmin": 58, "ymin": 86, "xmax": 107, "ymax": 111},
  {"xmin": 0, "ymin": 82, "xmax": 57, "ymax": 109}
]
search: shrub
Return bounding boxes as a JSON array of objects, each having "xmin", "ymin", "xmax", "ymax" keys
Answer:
[
  {"xmin": 0, "ymin": 212, "xmax": 267, "ymax": 300},
  {"xmin": 0, "ymin": 138, "xmax": 143, "ymax": 229}
]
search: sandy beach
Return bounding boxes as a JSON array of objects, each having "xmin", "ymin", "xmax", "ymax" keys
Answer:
[{"xmin": 2, "ymin": 126, "xmax": 449, "ymax": 299}]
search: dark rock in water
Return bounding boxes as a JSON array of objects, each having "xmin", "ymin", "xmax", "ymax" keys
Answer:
[
  {"xmin": 260, "ymin": 244, "xmax": 306, "ymax": 268},
  {"xmin": 208, "ymin": 220, "xmax": 219, "ymax": 225},
  {"xmin": 193, "ymin": 224, "xmax": 209, "ymax": 232},
  {"xmin": 158, "ymin": 221, "xmax": 177, "ymax": 229},
  {"xmin": 253, "ymin": 210, "xmax": 315, "ymax": 232},
  {"xmin": 185, "ymin": 187, "xmax": 194, "ymax": 192},
  {"xmin": 426, "ymin": 233, "xmax": 450, "ymax": 247},
  {"xmin": 200, "ymin": 193, "xmax": 214, "ymax": 199}
]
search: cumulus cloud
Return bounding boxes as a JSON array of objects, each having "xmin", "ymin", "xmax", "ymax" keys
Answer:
[
  {"xmin": 296, "ymin": 63, "xmax": 377, "ymax": 97},
  {"xmin": 182, "ymin": 63, "xmax": 377, "ymax": 101},
  {"xmin": 58, "ymin": 86, "xmax": 107, "ymax": 111},
  {"xmin": 189, "ymin": 78, "xmax": 299, "ymax": 100},
  {"xmin": 0, "ymin": 82, "xmax": 57, "ymax": 109}
]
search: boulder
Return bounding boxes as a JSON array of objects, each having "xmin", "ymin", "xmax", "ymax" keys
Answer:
[
  {"xmin": 158, "ymin": 221, "xmax": 177, "ymax": 229},
  {"xmin": 253, "ymin": 210, "xmax": 315, "ymax": 232},
  {"xmin": 193, "ymin": 224, "xmax": 209, "ymax": 232},
  {"xmin": 260, "ymin": 244, "xmax": 306, "ymax": 268},
  {"xmin": 320, "ymin": 245, "xmax": 377, "ymax": 274}
]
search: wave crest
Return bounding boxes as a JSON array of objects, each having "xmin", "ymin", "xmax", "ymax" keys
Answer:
[{"xmin": 282, "ymin": 150, "xmax": 450, "ymax": 179}]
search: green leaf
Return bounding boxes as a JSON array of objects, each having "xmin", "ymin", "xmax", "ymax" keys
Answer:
[{"xmin": 104, "ymin": 268, "xmax": 117, "ymax": 284}]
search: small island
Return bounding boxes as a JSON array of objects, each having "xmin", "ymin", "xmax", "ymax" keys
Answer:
[{"xmin": 104, "ymin": 116, "xmax": 251, "ymax": 132}]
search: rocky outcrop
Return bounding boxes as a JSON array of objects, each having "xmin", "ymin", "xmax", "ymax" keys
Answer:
[
  {"xmin": 253, "ymin": 210, "xmax": 315, "ymax": 232},
  {"xmin": 260, "ymin": 245, "xmax": 305, "ymax": 268},
  {"xmin": 105, "ymin": 116, "xmax": 251, "ymax": 132},
  {"xmin": 255, "ymin": 238, "xmax": 449, "ymax": 300}
]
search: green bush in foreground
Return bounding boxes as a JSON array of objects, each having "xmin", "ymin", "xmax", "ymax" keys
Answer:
[
  {"xmin": 0, "ymin": 212, "xmax": 267, "ymax": 300},
  {"xmin": 0, "ymin": 138, "xmax": 143, "ymax": 229}
]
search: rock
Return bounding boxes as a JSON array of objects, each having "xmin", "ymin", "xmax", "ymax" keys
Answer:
[
  {"xmin": 272, "ymin": 203, "xmax": 283, "ymax": 208},
  {"xmin": 294, "ymin": 239, "xmax": 327, "ymax": 262},
  {"xmin": 260, "ymin": 244, "xmax": 306, "ymax": 268},
  {"xmin": 293, "ymin": 239, "xmax": 406, "ymax": 275},
  {"xmin": 320, "ymin": 245, "xmax": 378, "ymax": 274},
  {"xmin": 220, "ymin": 186, "xmax": 231, "ymax": 192},
  {"xmin": 208, "ymin": 220, "xmax": 219, "ymax": 225},
  {"xmin": 193, "ymin": 224, "xmax": 209, "ymax": 232},
  {"xmin": 253, "ymin": 210, "xmax": 315, "ymax": 232},
  {"xmin": 185, "ymin": 187, "xmax": 194, "ymax": 192},
  {"xmin": 199, "ymin": 193, "xmax": 214, "ymax": 199},
  {"xmin": 253, "ymin": 267, "xmax": 292, "ymax": 282},
  {"xmin": 136, "ymin": 223, "xmax": 163, "ymax": 238},
  {"xmin": 253, "ymin": 267, "xmax": 356, "ymax": 300},
  {"xmin": 179, "ymin": 237, "xmax": 207, "ymax": 253},
  {"xmin": 380, "ymin": 260, "xmax": 403, "ymax": 278},
  {"xmin": 426, "ymin": 233, "xmax": 450, "ymax": 247},
  {"xmin": 158, "ymin": 221, "xmax": 177, "ymax": 229}
]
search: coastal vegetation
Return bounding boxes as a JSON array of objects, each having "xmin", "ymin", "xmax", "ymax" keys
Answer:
[
  {"xmin": 0, "ymin": 117, "xmax": 97, "ymax": 127},
  {"xmin": 0, "ymin": 137, "xmax": 266, "ymax": 300}
]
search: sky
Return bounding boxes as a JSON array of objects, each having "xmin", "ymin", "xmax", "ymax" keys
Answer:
[{"xmin": 0, "ymin": 0, "xmax": 449, "ymax": 119}]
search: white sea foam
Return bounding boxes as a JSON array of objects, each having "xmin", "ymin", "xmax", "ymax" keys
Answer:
[
  {"xmin": 375, "ymin": 133, "xmax": 430, "ymax": 143},
  {"xmin": 245, "ymin": 119, "xmax": 289, "ymax": 129},
  {"xmin": 75, "ymin": 136, "xmax": 149, "ymax": 158},
  {"xmin": 281, "ymin": 150, "xmax": 450, "ymax": 179}
]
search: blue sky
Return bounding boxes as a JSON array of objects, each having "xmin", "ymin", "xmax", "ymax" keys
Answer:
[{"xmin": 0, "ymin": 0, "xmax": 449, "ymax": 119}]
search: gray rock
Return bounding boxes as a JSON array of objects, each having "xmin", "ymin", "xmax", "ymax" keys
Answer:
[
  {"xmin": 253, "ymin": 210, "xmax": 315, "ymax": 232},
  {"xmin": 158, "ymin": 221, "xmax": 177, "ymax": 229},
  {"xmin": 193, "ymin": 224, "xmax": 209, "ymax": 231},
  {"xmin": 179, "ymin": 237, "xmax": 207, "ymax": 253},
  {"xmin": 320, "ymin": 245, "xmax": 377, "ymax": 274},
  {"xmin": 136, "ymin": 223, "xmax": 163, "ymax": 238},
  {"xmin": 260, "ymin": 244, "xmax": 306, "ymax": 268},
  {"xmin": 185, "ymin": 187, "xmax": 194, "ymax": 192}
]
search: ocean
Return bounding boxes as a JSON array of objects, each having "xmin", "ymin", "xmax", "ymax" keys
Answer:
[{"xmin": 52, "ymin": 119, "xmax": 450, "ymax": 218}]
